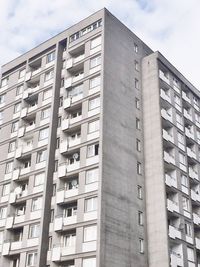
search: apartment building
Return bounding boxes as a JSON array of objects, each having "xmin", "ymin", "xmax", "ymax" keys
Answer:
[{"xmin": 0, "ymin": 7, "xmax": 199, "ymax": 267}]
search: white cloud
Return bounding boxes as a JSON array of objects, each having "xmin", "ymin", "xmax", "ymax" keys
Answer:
[{"xmin": 0, "ymin": 0, "xmax": 200, "ymax": 88}]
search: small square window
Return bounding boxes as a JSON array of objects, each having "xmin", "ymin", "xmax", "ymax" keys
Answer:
[
  {"xmin": 137, "ymin": 185, "xmax": 142, "ymax": 199},
  {"xmin": 136, "ymin": 118, "xmax": 141, "ymax": 130},
  {"xmin": 137, "ymin": 162, "xmax": 142, "ymax": 175},
  {"xmin": 136, "ymin": 139, "xmax": 141, "ymax": 152}
]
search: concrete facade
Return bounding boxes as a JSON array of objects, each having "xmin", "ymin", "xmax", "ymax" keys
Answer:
[{"xmin": 0, "ymin": 7, "xmax": 200, "ymax": 267}]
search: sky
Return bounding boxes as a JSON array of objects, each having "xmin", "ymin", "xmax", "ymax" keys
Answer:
[{"xmin": 0, "ymin": 0, "xmax": 200, "ymax": 89}]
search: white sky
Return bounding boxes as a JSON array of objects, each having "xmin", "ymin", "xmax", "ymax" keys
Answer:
[{"xmin": 0, "ymin": 0, "xmax": 200, "ymax": 89}]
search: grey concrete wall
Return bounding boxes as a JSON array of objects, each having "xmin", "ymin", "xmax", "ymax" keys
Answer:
[{"xmin": 142, "ymin": 52, "xmax": 169, "ymax": 267}]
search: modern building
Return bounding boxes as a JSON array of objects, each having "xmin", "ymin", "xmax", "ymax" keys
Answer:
[{"xmin": 0, "ymin": 7, "xmax": 199, "ymax": 267}]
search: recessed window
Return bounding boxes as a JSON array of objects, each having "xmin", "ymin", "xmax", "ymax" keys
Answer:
[
  {"xmin": 136, "ymin": 139, "xmax": 141, "ymax": 152},
  {"xmin": 2, "ymin": 183, "xmax": 10, "ymax": 196},
  {"xmin": 90, "ymin": 75, "xmax": 100, "ymax": 89},
  {"xmin": 68, "ymin": 84, "xmax": 83, "ymax": 98},
  {"xmin": 43, "ymin": 88, "xmax": 53, "ymax": 100},
  {"xmin": 185, "ymin": 222, "xmax": 192, "ymax": 237},
  {"xmin": 38, "ymin": 127, "xmax": 49, "ymax": 140},
  {"xmin": 87, "ymin": 143, "xmax": 99, "ymax": 157},
  {"xmin": 135, "ymin": 60, "xmax": 139, "ymax": 71},
  {"xmin": 85, "ymin": 197, "xmax": 97, "ymax": 212},
  {"xmin": 45, "ymin": 70, "xmax": 54, "ymax": 81},
  {"xmin": 27, "ymin": 252, "xmax": 37, "ymax": 266},
  {"xmin": 56, "ymin": 138, "xmax": 60, "ymax": 149},
  {"xmin": 11, "ymin": 121, "xmax": 19, "ymax": 132},
  {"xmin": 88, "ymin": 120, "xmax": 100, "ymax": 133},
  {"xmin": 187, "ymin": 247, "xmax": 194, "ymax": 262},
  {"xmin": 0, "ymin": 231, "xmax": 4, "ymax": 245},
  {"xmin": 19, "ymin": 69, "xmax": 26, "ymax": 79},
  {"xmin": 179, "ymin": 152, "xmax": 186, "ymax": 165},
  {"xmin": 46, "ymin": 51, "xmax": 55, "ymax": 63},
  {"xmin": 0, "ymin": 206, "xmax": 7, "ymax": 219},
  {"xmin": 136, "ymin": 118, "xmax": 141, "ymax": 130},
  {"xmin": 90, "ymin": 55, "xmax": 101, "ymax": 69},
  {"xmin": 59, "ymin": 96, "xmax": 63, "ymax": 107},
  {"xmin": 8, "ymin": 141, "xmax": 16, "ymax": 153},
  {"xmin": 0, "ymin": 94, "xmax": 5, "ymax": 104},
  {"xmin": 86, "ymin": 168, "xmax": 99, "ymax": 184},
  {"xmin": 34, "ymin": 173, "xmax": 45, "ymax": 187},
  {"xmin": 135, "ymin": 98, "xmax": 140, "ymax": 109},
  {"xmin": 1, "ymin": 77, "xmax": 8, "ymax": 87},
  {"xmin": 84, "ymin": 225, "xmax": 97, "ymax": 242},
  {"xmin": 138, "ymin": 211, "xmax": 143, "ymax": 225},
  {"xmin": 137, "ymin": 162, "xmax": 142, "ymax": 175},
  {"xmin": 135, "ymin": 78, "xmax": 139, "ymax": 89},
  {"xmin": 36, "ymin": 150, "xmax": 47, "ymax": 163},
  {"xmin": 16, "ymin": 85, "xmax": 23, "ymax": 96},
  {"xmin": 14, "ymin": 102, "xmax": 21, "ymax": 114},
  {"xmin": 91, "ymin": 36, "xmax": 101, "ymax": 49},
  {"xmin": 182, "ymin": 196, "xmax": 190, "ymax": 212},
  {"xmin": 137, "ymin": 185, "xmax": 142, "ymax": 199},
  {"xmin": 54, "ymin": 160, "xmax": 58, "ymax": 172},
  {"xmin": 29, "ymin": 224, "xmax": 40, "ymax": 238},
  {"xmin": 57, "ymin": 116, "xmax": 61, "ymax": 128},
  {"xmin": 139, "ymin": 238, "xmax": 144, "ymax": 253},
  {"xmin": 134, "ymin": 43, "xmax": 138, "ymax": 53},
  {"xmin": 88, "ymin": 97, "xmax": 100, "ymax": 110},
  {"xmin": 31, "ymin": 197, "xmax": 42, "ymax": 211},
  {"xmin": 41, "ymin": 107, "xmax": 50, "ymax": 120},
  {"xmin": 5, "ymin": 161, "xmax": 13, "ymax": 174},
  {"xmin": 0, "ymin": 111, "xmax": 3, "ymax": 125},
  {"xmin": 181, "ymin": 174, "xmax": 188, "ymax": 188}
]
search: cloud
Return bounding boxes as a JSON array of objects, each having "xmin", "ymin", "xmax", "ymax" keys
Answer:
[{"xmin": 0, "ymin": 0, "xmax": 200, "ymax": 89}]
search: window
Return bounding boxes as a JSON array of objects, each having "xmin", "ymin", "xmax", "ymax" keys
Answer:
[
  {"xmin": 63, "ymin": 233, "xmax": 76, "ymax": 247},
  {"xmin": 138, "ymin": 211, "xmax": 143, "ymax": 225},
  {"xmin": 135, "ymin": 98, "xmax": 140, "ymax": 109},
  {"xmin": 88, "ymin": 97, "xmax": 100, "ymax": 110},
  {"xmin": 176, "ymin": 113, "xmax": 183, "ymax": 125},
  {"xmin": 88, "ymin": 120, "xmax": 100, "ymax": 133},
  {"xmin": 0, "ymin": 94, "xmax": 5, "ymax": 104},
  {"xmin": 2, "ymin": 183, "xmax": 10, "ymax": 196},
  {"xmin": 181, "ymin": 174, "xmax": 188, "ymax": 187},
  {"xmin": 85, "ymin": 197, "xmax": 97, "ymax": 212},
  {"xmin": 68, "ymin": 84, "xmax": 83, "ymax": 98},
  {"xmin": 8, "ymin": 141, "xmax": 16, "ymax": 152},
  {"xmin": 0, "ymin": 231, "xmax": 3, "ymax": 245},
  {"xmin": 134, "ymin": 43, "xmax": 138, "ymax": 53},
  {"xmin": 82, "ymin": 258, "xmax": 96, "ymax": 267},
  {"xmin": 48, "ymin": 236, "xmax": 52, "ymax": 250},
  {"xmin": 90, "ymin": 75, "xmax": 100, "ymax": 89},
  {"xmin": 187, "ymin": 247, "xmax": 194, "ymax": 262},
  {"xmin": 5, "ymin": 161, "xmax": 13, "ymax": 174},
  {"xmin": 54, "ymin": 160, "xmax": 58, "ymax": 172},
  {"xmin": 0, "ymin": 111, "xmax": 3, "ymax": 125},
  {"xmin": 178, "ymin": 132, "xmax": 184, "ymax": 144},
  {"xmin": 86, "ymin": 168, "xmax": 99, "ymax": 184},
  {"xmin": 84, "ymin": 225, "xmax": 97, "ymax": 242},
  {"xmin": 135, "ymin": 60, "xmax": 139, "ymax": 71},
  {"xmin": 36, "ymin": 150, "xmax": 47, "ymax": 163},
  {"xmin": 57, "ymin": 116, "xmax": 61, "ymax": 128},
  {"xmin": 45, "ymin": 70, "xmax": 54, "ymax": 81},
  {"xmin": 11, "ymin": 121, "xmax": 19, "ymax": 132},
  {"xmin": 90, "ymin": 55, "xmax": 101, "ymax": 68},
  {"xmin": 29, "ymin": 224, "xmax": 40, "ymax": 238},
  {"xmin": 185, "ymin": 222, "xmax": 192, "ymax": 237},
  {"xmin": 34, "ymin": 173, "xmax": 45, "ymax": 187},
  {"xmin": 56, "ymin": 138, "xmax": 60, "ymax": 149},
  {"xmin": 1, "ymin": 77, "xmax": 8, "ymax": 87},
  {"xmin": 16, "ymin": 85, "xmax": 23, "ymax": 96},
  {"xmin": 136, "ymin": 139, "xmax": 141, "ymax": 152},
  {"xmin": 43, "ymin": 88, "xmax": 53, "ymax": 100},
  {"xmin": 27, "ymin": 252, "xmax": 37, "ymax": 266},
  {"xmin": 136, "ymin": 118, "xmax": 140, "ymax": 130},
  {"xmin": 47, "ymin": 51, "xmax": 55, "ymax": 63},
  {"xmin": 135, "ymin": 78, "xmax": 139, "ymax": 89},
  {"xmin": 137, "ymin": 162, "xmax": 142, "ymax": 175},
  {"xmin": 19, "ymin": 69, "xmax": 26, "ymax": 78},
  {"xmin": 63, "ymin": 206, "xmax": 77, "ymax": 217},
  {"xmin": 174, "ymin": 94, "xmax": 181, "ymax": 107},
  {"xmin": 0, "ymin": 206, "xmax": 7, "ymax": 219},
  {"xmin": 139, "ymin": 238, "xmax": 144, "ymax": 253},
  {"xmin": 14, "ymin": 102, "xmax": 21, "ymax": 113},
  {"xmin": 41, "ymin": 107, "xmax": 50, "ymax": 120},
  {"xmin": 179, "ymin": 152, "xmax": 186, "ymax": 165},
  {"xmin": 32, "ymin": 197, "xmax": 42, "ymax": 211},
  {"xmin": 137, "ymin": 185, "xmax": 142, "ymax": 199},
  {"xmin": 87, "ymin": 143, "xmax": 99, "ymax": 157},
  {"xmin": 91, "ymin": 36, "xmax": 101, "ymax": 49},
  {"xmin": 50, "ymin": 209, "xmax": 54, "ymax": 223},
  {"xmin": 182, "ymin": 196, "xmax": 190, "ymax": 212},
  {"xmin": 39, "ymin": 127, "xmax": 49, "ymax": 140},
  {"xmin": 59, "ymin": 96, "xmax": 63, "ymax": 107},
  {"xmin": 13, "ymin": 259, "xmax": 20, "ymax": 267}
]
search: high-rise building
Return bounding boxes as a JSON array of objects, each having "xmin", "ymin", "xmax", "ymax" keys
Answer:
[{"xmin": 0, "ymin": 7, "xmax": 199, "ymax": 267}]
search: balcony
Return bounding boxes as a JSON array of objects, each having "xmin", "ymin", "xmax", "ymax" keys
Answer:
[
  {"xmin": 66, "ymin": 54, "xmax": 85, "ymax": 69},
  {"xmin": 187, "ymin": 147, "xmax": 196, "ymax": 160},
  {"xmin": 15, "ymin": 143, "xmax": 33, "ymax": 158},
  {"xmin": 182, "ymin": 91, "xmax": 191, "ymax": 104},
  {"xmin": 165, "ymin": 174, "xmax": 177, "ymax": 188},
  {"xmin": 23, "ymin": 85, "xmax": 40, "ymax": 99},
  {"xmin": 58, "ymin": 162, "xmax": 80, "ymax": 178},
  {"xmin": 191, "ymin": 190, "xmax": 200, "ymax": 202},
  {"xmin": 185, "ymin": 128, "xmax": 195, "ymax": 140},
  {"xmin": 189, "ymin": 168, "xmax": 198, "ymax": 180},
  {"xmin": 161, "ymin": 109, "xmax": 173, "ymax": 123},
  {"xmin": 60, "ymin": 138, "xmax": 81, "ymax": 154},
  {"xmin": 162, "ymin": 129, "xmax": 174, "ymax": 143},
  {"xmin": 159, "ymin": 70, "xmax": 170, "ymax": 84},
  {"xmin": 170, "ymin": 251, "xmax": 183, "ymax": 267},
  {"xmin": 184, "ymin": 109, "xmax": 192, "ymax": 121},
  {"xmin": 52, "ymin": 244, "xmax": 76, "ymax": 261},
  {"xmin": 164, "ymin": 151, "xmax": 175, "ymax": 165},
  {"xmin": 169, "ymin": 225, "xmax": 181, "ymax": 239},
  {"xmin": 63, "ymin": 94, "xmax": 83, "ymax": 109},
  {"xmin": 195, "ymin": 237, "xmax": 200, "ymax": 249},
  {"xmin": 167, "ymin": 199, "xmax": 179, "ymax": 213},
  {"xmin": 54, "ymin": 215, "xmax": 77, "ymax": 231},
  {"xmin": 61, "ymin": 116, "xmax": 82, "ymax": 131},
  {"xmin": 160, "ymin": 89, "xmax": 171, "ymax": 103},
  {"xmin": 56, "ymin": 188, "xmax": 79, "ymax": 204},
  {"xmin": 193, "ymin": 213, "xmax": 200, "ymax": 225}
]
